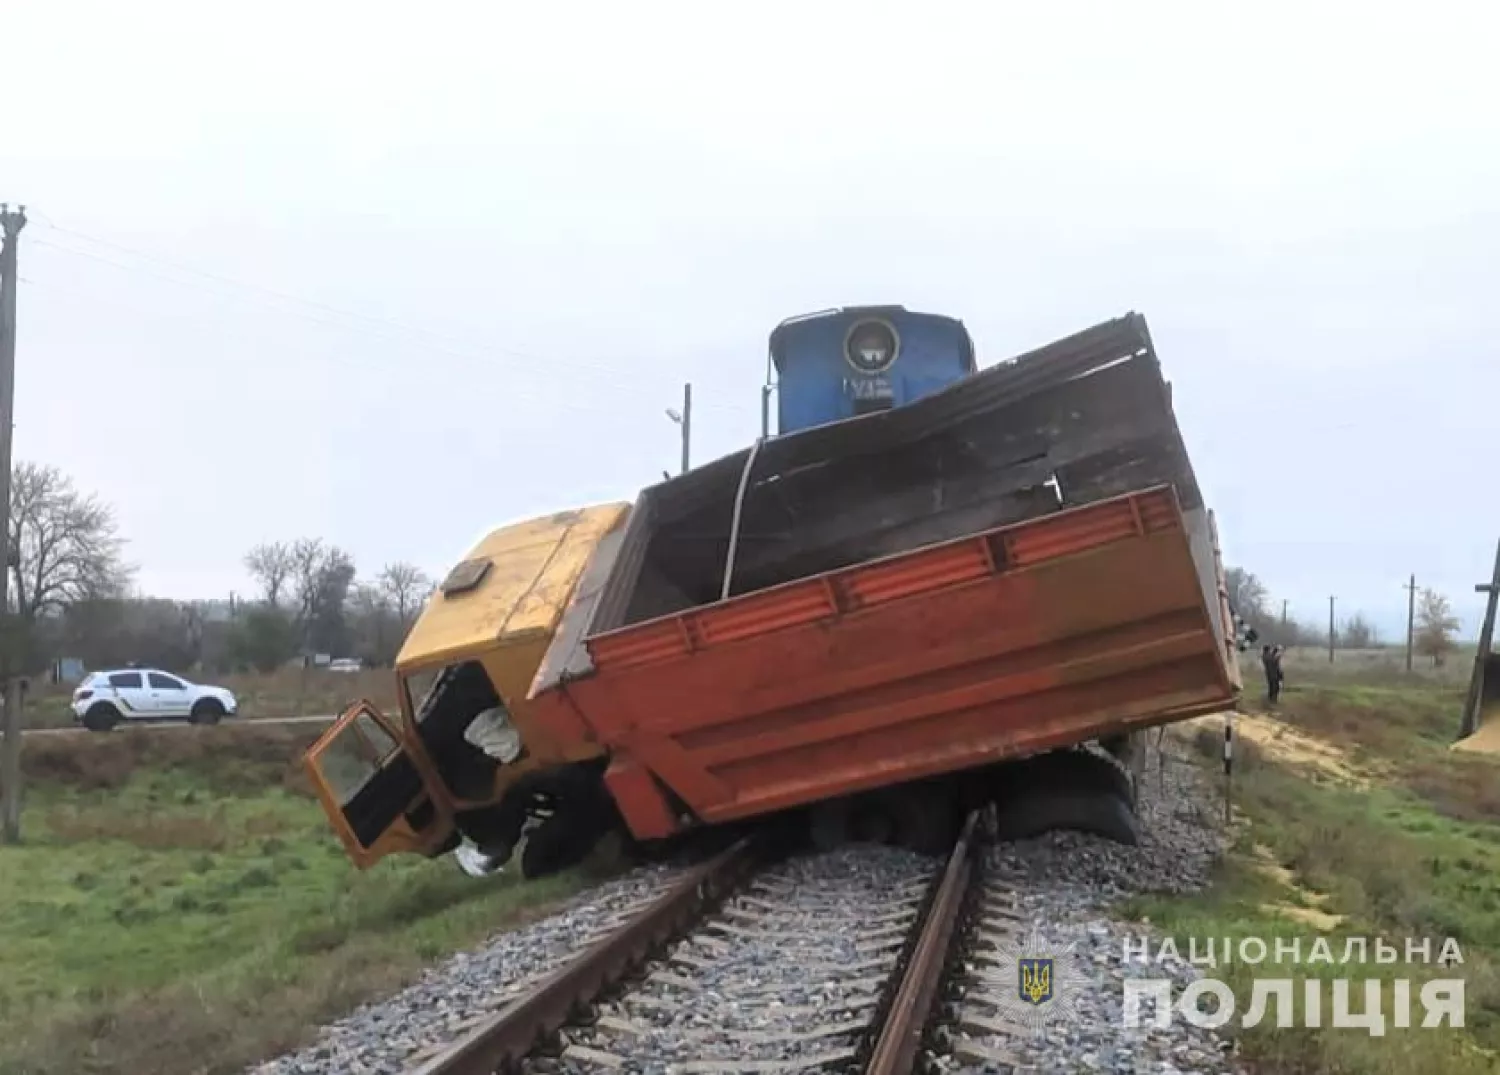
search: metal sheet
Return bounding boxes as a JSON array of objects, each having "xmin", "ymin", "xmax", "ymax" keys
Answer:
[
  {"xmin": 397, "ymin": 503, "xmax": 631, "ymax": 671},
  {"xmin": 527, "ymin": 488, "xmax": 1236, "ymax": 838},
  {"xmin": 594, "ymin": 312, "xmax": 1206, "ymax": 636}
]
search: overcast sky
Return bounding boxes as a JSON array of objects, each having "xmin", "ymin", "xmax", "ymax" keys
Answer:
[{"xmin": 3, "ymin": 1, "xmax": 1497, "ymax": 641}]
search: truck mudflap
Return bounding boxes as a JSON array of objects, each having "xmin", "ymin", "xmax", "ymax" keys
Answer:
[{"xmin": 529, "ymin": 484, "xmax": 1237, "ymax": 841}]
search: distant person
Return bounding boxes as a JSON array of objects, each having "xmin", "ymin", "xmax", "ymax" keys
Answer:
[{"xmin": 1262, "ymin": 644, "xmax": 1285, "ymax": 706}]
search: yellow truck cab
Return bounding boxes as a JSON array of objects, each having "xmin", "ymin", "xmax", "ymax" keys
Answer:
[{"xmin": 303, "ymin": 503, "xmax": 631, "ymax": 877}]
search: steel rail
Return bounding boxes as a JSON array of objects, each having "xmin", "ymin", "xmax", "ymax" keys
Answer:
[
  {"xmin": 864, "ymin": 810, "xmax": 981, "ymax": 1075},
  {"xmin": 410, "ymin": 838, "xmax": 758, "ymax": 1075}
]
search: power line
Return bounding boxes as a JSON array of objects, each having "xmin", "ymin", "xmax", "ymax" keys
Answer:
[
  {"xmin": 30, "ymin": 220, "xmax": 751, "ymax": 415},
  {"xmin": 19, "ymin": 255, "xmax": 748, "ymax": 416},
  {"xmin": 30, "ymin": 234, "xmax": 656, "ymax": 394},
  {"xmin": 32, "ymin": 218, "xmax": 646, "ymax": 384},
  {"xmin": 20, "ymin": 273, "xmax": 756, "ymax": 433}
]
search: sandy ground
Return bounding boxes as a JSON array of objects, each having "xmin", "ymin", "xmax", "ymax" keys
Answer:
[
  {"xmin": 1174, "ymin": 713, "xmax": 1357, "ymax": 931},
  {"xmin": 1247, "ymin": 842, "xmax": 1347, "ymax": 930},
  {"xmin": 1452, "ymin": 706, "xmax": 1500, "ymax": 756},
  {"xmin": 1181, "ymin": 710, "xmax": 1372, "ymax": 788}
]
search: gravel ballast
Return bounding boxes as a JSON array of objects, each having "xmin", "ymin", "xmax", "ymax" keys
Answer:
[
  {"xmin": 248, "ymin": 861, "xmax": 685, "ymax": 1075},
  {"xmin": 949, "ymin": 734, "xmax": 1245, "ymax": 1075},
  {"xmin": 550, "ymin": 844, "xmax": 938, "ymax": 1072},
  {"xmin": 252, "ymin": 731, "xmax": 1240, "ymax": 1075}
]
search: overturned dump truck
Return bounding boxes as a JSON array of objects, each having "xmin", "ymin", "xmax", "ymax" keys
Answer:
[{"xmin": 305, "ymin": 308, "xmax": 1243, "ymax": 877}]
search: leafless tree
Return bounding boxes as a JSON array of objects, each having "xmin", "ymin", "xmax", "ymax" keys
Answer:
[
  {"xmin": 1225, "ymin": 567, "xmax": 1268, "ymax": 623},
  {"xmin": 289, "ymin": 538, "xmax": 356, "ymax": 654},
  {"xmin": 378, "ymin": 561, "xmax": 432, "ymax": 626},
  {"xmin": 244, "ymin": 541, "xmax": 294, "ymax": 608},
  {"xmin": 3, "ymin": 463, "xmax": 131, "ymax": 844},
  {"xmin": 8, "ymin": 462, "xmax": 131, "ymax": 622},
  {"xmin": 1341, "ymin": 613, "xmax": 1378, "ymax": 649}
]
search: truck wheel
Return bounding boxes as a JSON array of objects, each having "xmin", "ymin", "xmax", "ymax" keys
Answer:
[
  {"xmin": 190, "ymin": 699, "xmax": 224, "ymax": 725},
  {"xmin": 83, "ymin": 704, "xmax": 120, "ymax": 732},
  {"xmin": 808, "ymin": 798, "xmax": 852, "ymax": 851},
  {"xmin": 520, "ymin": 814, "xmax": 596, "ymax": 879},
  {"xmin": 991, "ymin": 749, "xmax": 1140, "ymax": 846},
  {"xmin": 892, "ymin": 786, "xmax": 961, "ymax": 856}
]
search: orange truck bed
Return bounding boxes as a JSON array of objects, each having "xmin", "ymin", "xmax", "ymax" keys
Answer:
[
  {"xmin": 526, "ymin": 314, "xmax": 1239, "ymax": 841},
  {"xmin": 528, "ymin": 485, "xmax": 1236, "ymax": 840}
]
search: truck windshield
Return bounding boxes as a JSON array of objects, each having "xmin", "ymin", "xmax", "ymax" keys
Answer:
[{"xmin": 403, "ymin": 667, "xmax": 443, "ymax": 722}]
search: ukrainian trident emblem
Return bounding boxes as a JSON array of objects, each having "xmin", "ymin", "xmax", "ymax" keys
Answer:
[{"xmin": 1018, "ymin": 957, "xmax": 1054, "ymax": 1006}]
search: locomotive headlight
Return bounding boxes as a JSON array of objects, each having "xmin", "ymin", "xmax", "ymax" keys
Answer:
[{"xmin": 844, "ymin": 318, "xmax": 900, "ymax": 375}]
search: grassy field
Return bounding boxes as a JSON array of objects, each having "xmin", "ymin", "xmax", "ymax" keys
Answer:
[
  {"xmin": 1273, "ymin": 644, "xmax": 1476, "ymax": 688},
  {"xmin": 26, "ymin": 667, "xmax": 401, "ymax": 729},
  {"xmin": 1137, "ymin": 677, "xmax": 1500, "ymax": 1073},
  {"xmin": 0, "ymin": 724, "xmax": 613, "ymax": 1075},
  {"xmin": 10, "ymin": 656, "xmax": 1499, "ymax": 1074}
]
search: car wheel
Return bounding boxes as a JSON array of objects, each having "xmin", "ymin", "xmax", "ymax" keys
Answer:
[
  {"xmin": 190, "ymin": 699, "xmax": 225, "ymax": 725},
  {"xmin": 83, "ymin": 704, "xmax": 120, "ymax": 732}
]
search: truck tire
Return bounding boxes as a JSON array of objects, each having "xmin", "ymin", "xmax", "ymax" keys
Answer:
[
  {"xmin": 890, "ymin": 785, "xmax": 961, "ymax": 856},
  {"xmin": 991, "ymin": 749, "xmax": 1140, "ymax": 845},
  {"xmin": 520, "ymin": 814, "xmax": 596, "ymax": 879}
]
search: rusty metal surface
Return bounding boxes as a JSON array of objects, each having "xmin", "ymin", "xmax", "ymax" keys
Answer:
[
  {"xmin": 587, "ymin": 487, "xmax": 1184, "ymax": 671},
  {"xmin": 527, "ymin": 485, "xmax": 1232, "ymax": 837},
  {"xmin": 866, "ymin": 810, "xmax": 980, "ymax": 1075},
  {"xmin": 410, "ymin": 839, "xmax": 757, "ymax": 1075}
]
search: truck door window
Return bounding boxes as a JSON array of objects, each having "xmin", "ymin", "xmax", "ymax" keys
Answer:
[{"xmin": 320, "ymin": 710, "xmax": 401, "ymax": 805}]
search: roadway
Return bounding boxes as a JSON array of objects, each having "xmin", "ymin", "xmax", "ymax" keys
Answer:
[{"xmin": 19, "ymin": 714, "xmax": 338, "ymax": 738}]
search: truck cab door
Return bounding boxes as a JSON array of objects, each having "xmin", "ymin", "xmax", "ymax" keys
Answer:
[{"xmin": 304, "ymin": 701, "xmax": 453, "ymax": 867}]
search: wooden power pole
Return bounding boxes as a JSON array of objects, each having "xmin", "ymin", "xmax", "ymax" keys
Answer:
[
  {"xmin": 1405, "ymin": 574, "xmax": 1417, "ymax": 673},
  {"xmin": 0, "ymin": 204, "xmax": 26, "ymax": 844},
  {"xmin": 1328, "ymin": 595, "xmax": 1336, "ymax": 663},
  {"xmin": 1459, "ymin": 539, "xmax": 1500, "ymax": 740}
]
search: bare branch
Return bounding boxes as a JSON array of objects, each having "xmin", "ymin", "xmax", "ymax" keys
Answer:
[
  {"xmin": 377, "ymin": 561, "xmax": 432, "ymax": 625},
  {"xmin": 244, "ymin": 541, "xmax": 294, "ymax": 608},
  {"xmin": 7, "ymin": 462, "xmax": 131, "ymax": 622}
]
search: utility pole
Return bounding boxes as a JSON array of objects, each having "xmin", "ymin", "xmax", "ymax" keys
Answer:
[
  {"xmin": 0, "ymin": 204, "xmax": 26, "ymax": 845},
  {"xmin": 666, "ymin": 383, "xmax": 692, "ymax": 476},
  {"xmin": 1281, "ymin": 599, "xmax": 1288, "ymax": 631},
  {"xmin": 1459, "ymin": 539, "xmax": 1500, "ymax": 739},
  {"xmin": 1405, "ymin": 574, "xmax": 1417, "ymax": 673},
  {"xmin": 680, "ymin": 383, "xmax": 691, "ymax": 475},
  {"xmin": 1328, "ymin": 595, "xmax": 1336, "ymax": 663}
]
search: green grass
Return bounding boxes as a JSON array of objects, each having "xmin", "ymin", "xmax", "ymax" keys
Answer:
[
  {"xmin": 1252, "ymin": 681, "xmax": 1500, "ymax": 824},
  {"xmin": 1135, "ymin": 682, "xmax": 1500, "ymax": 1073},
  {"xmin": 0, "ymin": 725, "xmax": 611, "ymax": 1075}
]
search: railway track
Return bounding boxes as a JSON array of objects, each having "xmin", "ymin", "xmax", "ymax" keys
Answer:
[{"xmin": 408, "ymin": 811, "xmax": 1066, "ymax": 1075}]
